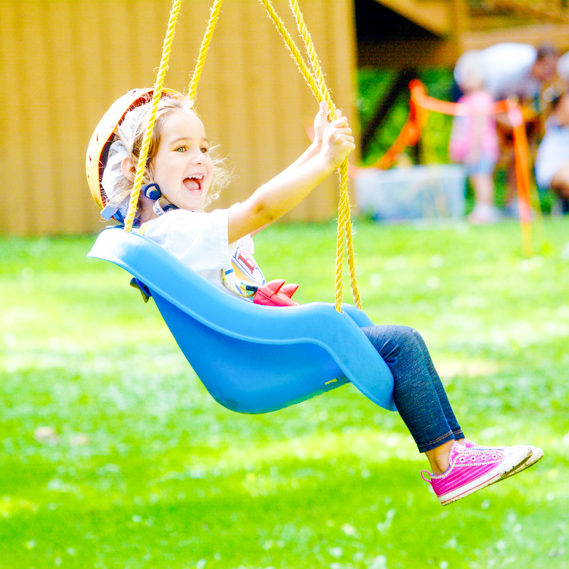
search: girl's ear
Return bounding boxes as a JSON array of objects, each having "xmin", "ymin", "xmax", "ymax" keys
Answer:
[{"xmin": 121, "ymin": 156, "xmax": 137, "ymax": 182}]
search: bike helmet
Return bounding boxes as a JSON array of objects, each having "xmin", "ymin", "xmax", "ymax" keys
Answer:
[{"xmin": 85, "ymin": 88, "xmax": 185, "ymax": 217}]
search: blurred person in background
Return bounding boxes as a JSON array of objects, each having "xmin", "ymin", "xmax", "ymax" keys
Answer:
[
  {"xmin": 450, "ymin": 51, "xmax": 500, "ymax": 224},
  {"xmin": 454, "ymin": 43, "xmax": 559, "ymax": 216},
  {"xmin": 535, "ymin": 55, "xmax": 569, "ymax": 214}
]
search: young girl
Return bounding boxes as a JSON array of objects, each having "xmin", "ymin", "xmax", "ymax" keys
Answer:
[
  {"xmin": 450, "ymin": 51, "xmax": 501, "ymax": 224},
  {"xmin": 87, "ymin": 88, "xmax": 542, "ymax": 506}
]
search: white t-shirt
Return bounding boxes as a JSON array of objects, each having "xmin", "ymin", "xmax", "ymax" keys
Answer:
[
  {"xmin": 455, "ymin": 44, "xmax": 539, "ymax": 101},
  {"xmin": 138, "ymin": 207, "xmax": 261, "ymax": 296}
]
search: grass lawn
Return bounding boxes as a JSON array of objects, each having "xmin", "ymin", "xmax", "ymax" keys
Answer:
[{"xmin": 1, "ymin": 217, "xmax": 569, "ymax": 569}]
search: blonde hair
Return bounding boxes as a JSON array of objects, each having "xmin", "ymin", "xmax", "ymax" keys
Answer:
[
  {"xmin": 105, "ymin": 96, "xmax": 230, "ymax": 220},
  {"xmin": 455, "ymin": 51, "xmax": 485, "ymax": 92}
]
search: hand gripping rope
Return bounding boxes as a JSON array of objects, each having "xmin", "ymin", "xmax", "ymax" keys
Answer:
[{"xmin": 123, "ymin": 0, "xmax": 362, "ymax": 312}]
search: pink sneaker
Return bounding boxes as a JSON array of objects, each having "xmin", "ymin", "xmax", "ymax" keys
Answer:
[
  {"xmin": 421, "ymin": 443, "xmax": 531, "ymax": 506},
  {"xmin": 462, "ymin": 440, "xmax": 544, "ymax": 481}
]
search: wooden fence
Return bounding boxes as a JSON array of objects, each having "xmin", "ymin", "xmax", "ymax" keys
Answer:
[{"xmin": 0, "ymin": 0, "xmax": 357, "ymax": 236}]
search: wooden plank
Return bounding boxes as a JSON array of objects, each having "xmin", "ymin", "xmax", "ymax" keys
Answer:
[
  {"xmin": 2, "ymin": 0, "xmax": 354, "ymax": 235},
  {"xmin": 358, "ymin": 38, "xmax": 459, "ymax": 68},
  {"xmin": 249, "ymin": 0, "xmax": 282, "ymax": 188},
  {"xmin": 485, "ymin": 0, "xmax": 569, "ymax": 23},
  {"xmin": 292, "ymin": 0, "xmax": 322, "ymax": 221},
  {"xmin": 211, "ymin": 1, "xmax": 250, "ymax": 210},
  {"xmin": 0, "ymin": 1, "xmax": 31, "ymax": 235},
  {"xmin": 449, "ymin": 0, "xmax": 470, "ymax": 56},
  {"xmin": 189, "ymin": 0, "xmax": 227, "ymax": 185},
  {"xmin": 169, "ymin": 0, "xmax": 209, "ymax": 94},
  {"xmin": 71, "ymin": 0, "xmax": 112, "ymax": 233},
  {"xmin": 462, "ymin": 23, "xmax": 569, "ymax": 52},
  {"xmin": 469, "ymin": 15, "xmax": 537, "ymax": 29},
  {"xmin": 358, "ymin": 14, "xmax": 569, "ymax": 68},
  {"xmin": 275, "ymin": 0, "xmax": 316, "ymax": 221},
  {"xmin": 237, "ymin": 0, "xmax": 279, "ymax": 198},
  {"xmin": 308, "ymin": 0, "xmax": 337, "ymax": 220},
  {"xmin": 374, "ymin": 0, "xmax": 452, "ymax": 37},
  {"xmin": 311, "ymin": 0, "xmax": 355, "ymax": 219},
  {"xmin": 23, "ymin": 0, "xmax": 59, "ymax": 235},
  {"xmin": 235, "ymin": 0, "xmax": 264, "ymax": 202},
  {"xmin": 45, "ymin": 0, "xmax": 86, "ymax": 234},
  {"xmin": 80, "ymin": 0, "xmax": 177, "ymax": 231}
]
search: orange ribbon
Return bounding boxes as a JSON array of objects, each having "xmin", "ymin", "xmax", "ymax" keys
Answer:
[{"xmin": 366, "ymin": 80, "xmax": 534, "ymax": 254}]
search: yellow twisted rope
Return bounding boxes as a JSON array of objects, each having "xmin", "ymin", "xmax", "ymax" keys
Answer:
[
  {"xmin": 288, "ymin": 0, "xmax": 361, "ymax": 310},
  {"xmin": 124, "ymin": 0, "xmax": 184, "ymax": 233},
  {"xmin": 260, "ymin": 0, "xmax": 361, "ymax": 310},
  {"xmin": 125, "ymin": 0, "xmax": 362, "ymax": 312},
  {"xmin": 288, "ymin": 0, "xmax": 332, "ymax": 112},
  {"xmin": 258, "ymin": 0, "xmax": 323, "ymax": 103},
  {"xmin": 187, "ymin": 0, "xmax": 225, "ymax": 102},
  {"xmin": 339, "ymin": 163, "xmax": 361, "ymax": 308},
  {"xmin": 187, "ymin": 2, "xmax": 354, "ymax": 310}
]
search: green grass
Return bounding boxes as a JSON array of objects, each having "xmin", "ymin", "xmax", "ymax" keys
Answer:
[{"xmin": 1, "ymin": 218, "xmax": 569, "ymax": 568}]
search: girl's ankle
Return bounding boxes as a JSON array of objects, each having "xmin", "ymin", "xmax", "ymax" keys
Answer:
[{"xmin": 426, "ymin": 440, "xmax": 455, "ymax": 475}]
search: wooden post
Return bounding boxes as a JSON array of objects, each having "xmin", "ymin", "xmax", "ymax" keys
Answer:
[
  {"xmin": 361, "ymin": 69, "xmax": 416, "ymax": 156},
  {"xmin": 449, "ymin": 0, "xmax": 469, "ymax": 62}
]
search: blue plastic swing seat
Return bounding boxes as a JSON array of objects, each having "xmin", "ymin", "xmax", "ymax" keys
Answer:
[{"xmin": 89, "ymin": 228, "xmax": 395, "ymax": 414}]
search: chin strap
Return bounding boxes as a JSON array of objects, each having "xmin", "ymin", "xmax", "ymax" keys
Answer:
[{"xmin": 152, "ymin": 200, "xmax": 178, "ymax": 217}]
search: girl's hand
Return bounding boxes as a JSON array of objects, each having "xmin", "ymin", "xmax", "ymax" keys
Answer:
[
  {"xmin": 313, "ymin": 101, "xmax": 330, "ymax": 149},
  {"xmin": 227, "ymin": 108, "xmax": 355, "ymax": 243},
  {"xmin": 320, "ymin": 111, "xmax": 356, "ymax": 169}
]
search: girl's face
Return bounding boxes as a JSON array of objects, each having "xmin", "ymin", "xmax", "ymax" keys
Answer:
[{"xmin": 151, "ymin": 108, "xmax": 213, "ymax": 211}]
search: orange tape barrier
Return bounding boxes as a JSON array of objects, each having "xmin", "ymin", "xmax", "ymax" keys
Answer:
[{"xmin": 366, "ymin": 79, "xmax": 535, "ymax": 254}]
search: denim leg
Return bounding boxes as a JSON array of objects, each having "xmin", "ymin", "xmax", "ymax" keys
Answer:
[
  {"xmin": 362, "ymin": 325, "xmax": 464, "ymax": 452},
  {"xmin": 407, "ymin": 327, "xmax": 464, "ymax": 439}
]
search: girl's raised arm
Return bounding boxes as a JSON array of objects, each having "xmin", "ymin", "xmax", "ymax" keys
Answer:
[{"xmin": 228, "ymin": 108, "xmax": 355, "ymax": 244}]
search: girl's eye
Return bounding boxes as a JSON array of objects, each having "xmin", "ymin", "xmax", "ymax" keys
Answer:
[
  {"xmin": 201, "ymin": 146, "xmax": 209, "ymax": 154},
  {"xmin": 175, "ymin": 146, "xmax": 187, "ymax": 153}
]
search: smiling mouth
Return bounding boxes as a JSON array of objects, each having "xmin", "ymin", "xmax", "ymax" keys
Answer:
[{"xmin": 183, "ymin": 175, "xmax": 203, "ymax": 192}]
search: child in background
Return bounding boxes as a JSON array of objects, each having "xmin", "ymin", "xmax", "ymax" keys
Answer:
[
  {"xmin": 450, "ymin": 51, "xmax": 501, "ymax": 224},
  {"xmin": 88, "ymin": 88, "xmax": 543, "ymax": 506}
]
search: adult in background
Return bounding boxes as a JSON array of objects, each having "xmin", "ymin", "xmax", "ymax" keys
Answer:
[
  {"xmin": 454, "ymin": 43, "xmax": 558, "ymax": 103},
  {"xmin": 557, "ymin": 50, "xmax": 569, "ymax": 87},
  {"xmin": 454, "ymin": 43, "xmax": 559, "ymax": 214},
  {"xmin": 535, "ymin": 54, "xmax": 569, "ymax": 213}
]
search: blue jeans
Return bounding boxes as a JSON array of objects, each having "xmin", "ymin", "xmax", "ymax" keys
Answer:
[{"xmin": 362, "ymin": 325, "xmax": 464, "ymax": 453}]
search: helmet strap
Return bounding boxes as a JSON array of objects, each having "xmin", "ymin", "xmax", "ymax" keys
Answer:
[{"xmin": 152, "ymin": 199, "xmax": 178, "ymax": 217}]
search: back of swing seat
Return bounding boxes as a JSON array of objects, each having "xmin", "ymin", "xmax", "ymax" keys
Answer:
[{"xmin": 88, "ymin": 228, "xmax": 395, "ymax": 414}]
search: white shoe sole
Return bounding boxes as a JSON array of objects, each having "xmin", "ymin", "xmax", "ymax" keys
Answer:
[{"xmin": 496, "ymin": 446, "xmax": 544, "ymax": 482}]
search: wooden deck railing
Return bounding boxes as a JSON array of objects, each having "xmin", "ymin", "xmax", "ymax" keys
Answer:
[{"xmin": 473, "ymin": 0, "xmax": 569, "ymax": 23}]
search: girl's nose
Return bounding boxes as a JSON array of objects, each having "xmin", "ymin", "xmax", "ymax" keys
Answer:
[{"xmin": 190, "ymin": 149, "xmax": 205, "ymax": 164}]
